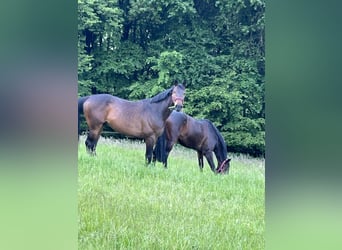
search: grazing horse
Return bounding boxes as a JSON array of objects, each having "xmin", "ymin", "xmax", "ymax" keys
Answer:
[
  {"xmin": 153, "ymin": 111, "xmax": 231, "ymax": 174},
  {"xmin": 78, "ymin": 83, "xmax": 186, "ymax": 164}
]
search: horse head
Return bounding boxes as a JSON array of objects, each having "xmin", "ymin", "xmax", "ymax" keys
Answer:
[
  {"xmin": 217, "ymin": 158, "xmax": 231, "ymax": 174},
  {"xmin": 171, "ymin": 81, "xmax": 186, "ymax": 111}
]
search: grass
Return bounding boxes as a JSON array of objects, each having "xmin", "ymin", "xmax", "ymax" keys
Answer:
[{"xmin": 78, "ymin": 136, "xmax": 265, "ymax": 249}]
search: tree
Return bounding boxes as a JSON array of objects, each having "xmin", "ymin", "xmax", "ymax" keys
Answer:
[{"xmin": 78, "ymin": 0, "xmax": 265, "ymax": 157}]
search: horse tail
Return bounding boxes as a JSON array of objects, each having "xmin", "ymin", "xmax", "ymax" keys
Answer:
[
  {"xmin": 207, "ymin": 120, "xmax": 228, "ymax": 159},
  {"xmin": 154, "ymin": 130, "xmax": 167, "ymax": 164},
  {"xmin": 78, "ymin": 96, "xmax": 90, "ymax": 139}
]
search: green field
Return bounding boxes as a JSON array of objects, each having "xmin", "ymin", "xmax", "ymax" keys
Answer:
[{"xmin": 78, "ymin": 136, "xmax": 265, "ymax": 249}]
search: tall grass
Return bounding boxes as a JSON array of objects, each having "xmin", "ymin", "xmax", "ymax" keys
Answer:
[{"xmin": 78, "ymin": 136, "xmax": 264, "ymax": 249}]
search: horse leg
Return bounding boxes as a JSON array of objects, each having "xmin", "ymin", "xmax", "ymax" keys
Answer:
[
  {"xmin": 145, "ymin": 137, "xmax": 156, "ymax": 166},
  {"xmin": 85, "ymin": 124, "xmax": 103, "ymax": 156},
  {"xmin": 152, "ymin": 149, "xmax": 156, "ymax": 165},
  {"xmin": 197, "ymin": 151, "xmax": 204, "ymax": 172},
  {"xmin": 164, "ymin": 140, "xmax": 175, "ymax": 168},
  {"xmin": 204, "ymin": 151, "xmax": 216, "ymax": 173},
  {"xmin": 163, "ymin": 142, "xmax": 171, "ymax": 168}
]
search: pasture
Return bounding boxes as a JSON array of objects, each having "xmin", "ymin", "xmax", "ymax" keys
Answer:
[{"xmin": 78, "ymin": 136, "xmax": 265, "ymax": 249}]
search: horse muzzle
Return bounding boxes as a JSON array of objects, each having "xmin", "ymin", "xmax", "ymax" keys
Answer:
[
  {"xmin": 172, "ymin": 96, "xmax": 184, "ymax": 112},
  {"xmin": 175, "ymin": 104, "xmax": 183, "ymax": 112},
  {"xmin": 217, "ymin": 158, "xmax": 231, "ymax": 174}
]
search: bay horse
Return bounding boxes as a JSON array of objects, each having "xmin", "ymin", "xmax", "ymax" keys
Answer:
[
  {"xmin": 78, "ymin": 83, "xmax": 185, "ymax": 165},
  {"xmin": 153, "ymin": 111, "xmax": 231, "ymax": 174}
]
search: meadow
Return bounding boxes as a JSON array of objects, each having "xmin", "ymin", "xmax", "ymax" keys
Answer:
[{"xmin": 78, "ymin": 136, "xmax": 265, "ymax": 249}]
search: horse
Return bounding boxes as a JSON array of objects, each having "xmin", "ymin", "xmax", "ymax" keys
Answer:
[
  {"xmin": 78, "ymin": 83, "xmax": 186, "ymax": 165},
  {"xmin": 153, "ymin": 111, "xmax": 231, "ymax": 174}
]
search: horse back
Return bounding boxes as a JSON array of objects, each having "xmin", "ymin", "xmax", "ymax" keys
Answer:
[
  {"xmin": 84, "ymin": 94, "xmax": 142, "ymax": 113},
  {"xmin": 85, "ymin": 94, "xmax": 162, "ymax": 138},
  {"xmin": 166, "ymin": 111, "xmax": 187, "ymax": 141},
  {"xmin": 171, "ymin": 115, "xmax": 205, "ymax": 151}
]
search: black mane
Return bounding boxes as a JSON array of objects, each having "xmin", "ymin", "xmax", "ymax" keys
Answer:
[
  {"xmin": 206, "ymin": 120, "xmax": 228, "ymax": 160},
  {"xmin": 150, "ymin": 86, "xmax": 173, "ymax": 103}
]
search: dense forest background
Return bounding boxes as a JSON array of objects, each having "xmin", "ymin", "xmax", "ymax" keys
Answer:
[{"xmin": 78, "ymin": 0, "xmax": 265, "ymax": 157}]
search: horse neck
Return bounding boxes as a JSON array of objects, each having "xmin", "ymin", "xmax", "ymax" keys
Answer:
[
  {"xmin": 152, "ymin": 95, "xmax": 173, "ymax": 122},
  {"xmin": 214, "ymin": 148, "xmax": 226, "ymax": 165},
  {"xmin": 208, "ymin": 121, "xmax": 227, "ymax": 164}
]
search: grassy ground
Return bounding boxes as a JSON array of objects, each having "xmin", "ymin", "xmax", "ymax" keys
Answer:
[{"xmin": 78, "ymin": 136, "xmax": 265, "ymax": 249}]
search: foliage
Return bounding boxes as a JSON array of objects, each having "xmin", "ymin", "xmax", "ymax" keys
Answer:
[{"xmin": 78, "ymin": 0, "xmax": 265, "ymax": 156}]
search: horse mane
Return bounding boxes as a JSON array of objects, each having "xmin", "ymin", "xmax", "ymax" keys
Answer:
[
  {"xmin": 206, "ymin": 120, "xmax": 228, "ymax": 160},
  {"xmin": 150, "ymin": 86, "xmax": 173, "ymax": 103},
  {"xmin": 149, "ymin": 84, "xmax": 185, "ymax": 104}
]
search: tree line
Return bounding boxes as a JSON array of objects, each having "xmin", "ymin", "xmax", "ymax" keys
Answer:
[{"xmin": 78, "ymin": 0, "xmax": 265, "ymax": 157}]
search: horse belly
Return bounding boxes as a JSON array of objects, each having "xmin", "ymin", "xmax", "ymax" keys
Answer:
[
  {"xmin": 179, "ymin": 134, "xmax": 200, "ymax": 150},
  {"xmin": 106, "ymin": 108, "xmax": 152, "ymax": 138}
]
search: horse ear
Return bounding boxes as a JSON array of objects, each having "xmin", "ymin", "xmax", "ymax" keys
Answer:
[
  {"xmin": 173, "ymin": 80, "xmax": 179, "ymax": 86},
  {"xmin": 182, "ymin": 80, "xmax": 186, "ymax": 87}
]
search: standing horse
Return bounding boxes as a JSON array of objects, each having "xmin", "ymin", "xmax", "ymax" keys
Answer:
[
  {"xmin": 153, "ymin": 111, "xmax": 231, "ymax": 174},
  {"xmin": 78, "ymin": 83, "xmax": 185, "ymax": 164}
]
